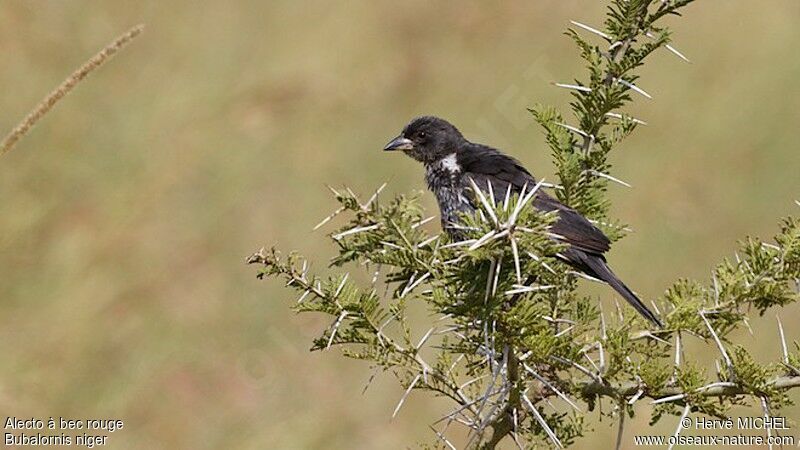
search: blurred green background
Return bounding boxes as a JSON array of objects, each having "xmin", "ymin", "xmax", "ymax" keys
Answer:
[{"xmin": 1, "ymin": 1, "xmax": 799, "ymax": 448}]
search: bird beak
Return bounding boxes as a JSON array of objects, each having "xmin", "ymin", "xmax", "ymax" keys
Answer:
[{"xmin": 383, "ymin": 135, "xmax": 414, "ymax": 151}]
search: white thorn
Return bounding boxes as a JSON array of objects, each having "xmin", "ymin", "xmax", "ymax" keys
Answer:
[
  {"xmin": 326, "ymin": 311, "xmax": 348, "ymax": 349},
  {"xmin": 440, "ymin": 239, "xmax": 477, "ymax": 249},
  {"xmin": 392, "ymin": 374, "xmax": 421, "ymax": 418},
  {"xmin": 628, "ymin": 388, "xmax": 645, "ymax": 405},
  {"xmin": 585, "ymin": 169, "xmax": 632, "ymax": 188},
  {"xmin": 646, "ymin": 31, "xmax": 691, "ymax": 63},
  {"xmin": 333, "ymin": 273, "xmax": 349, "ymax": 298},
  {"xmin": 491, "ymin": 257, "xmax": 502, "ymax": 296},
  {"xmin": 417, "ymin": 234, "xmax": 440, "ymax": 248},
  {"xmin": 411, "ymin": 216, "xmax": 436, "ymax": 229},
  {"xmin": 615, "ymin": 78, "xmax": 652, "ymax": 99},
  {"xmin": 332, "ymin": 223, "xmax": 381, "ymax": 240},
  {"xmin": 600, "ymin": 306, "xmax": 608, "ymax": 340},
  {"xmin": 555, "ymin": 122, "xmax": 591, "ymax": 137},
  {"xmin": 509, "ymin": 180, "xmax": 545, "ymax": 226},
  {"xmin": 605, "ymin": 112, "xmax": 648, "ymax": 126},
  {"xmin": 540, "ymin": 181, "xmax": 564, "ymax": 190},
  {"xmin": 503, "ymin": 183, "xmax": 513, "ymax": 212},
  {"xmin": 523, "ymin": 363, "xmax": 582, "ymax": 412},
  {"xmin": 570, "ymin": 20, "xmax": 611, "ymax": 40},
  {"xmin": 777, "ymin": 315, "xmax": 789, "ymax": 365},
  {"xmin": 326, "ymin": 184, "xmax": 342, "ymax": 198},
  {"xmin": 429, "ymin": 425, "xmax": 457, "ymax": 450},
  {"xmin": 313, "ymin": 206, "xmax": 345, "ymax": 231},
  {"xmin": 380, "ymin": 240, "xmax": 404, "ymax": 250},
  {"xmin": 416, "ymin": 327, "xmax": 436, "ymax": 350},
  {"xmin": 467, "ymin": 177, "xmax": 498, "ymax": 226},
  {"xmin": 555, "ymin": 325, "xmax": 575, "ymax": 337},
  {"xmin": 652, "ymin": 381, "xmax": 737, "ymax": 405},
  {"xmin": 665, "ymin": 43, "xmax": 691, "ymax": 63},
  {"xmin": 504, "ymin": 284, "xmax": 555, "ymax": 295},
  {"xmin": 598, "ymin": 342, "xmax": 606, "ymax": 374},
  {"xmin": 484, "ymin": 259, "xmax": 498, "ymax": 305},
  {"xmin": 651, "ymin": 393, "xmax": 686, "ymax": 405},
  {"xmin": 364, "ymin": 182, "xmax": 388, "ymax": 209},
  {"xmin": 668, "ymin": 405, "xmax": 691, "ymax": 450},
  {"xmin": 701, "ymin": 311, "xmax": 733, "ymax": 377},
  {"xmin": 486, "ymin": 179, "xmax": 496, "ymax": 208},
  {"xmin": 468, "ymin": 230, "xmax": 500, "ymax": 251},
  {"xmin": 553, "ymin": 82, "xmax": 592, "ymax": 93},
  {"xmin": 522, "ymin": 393, "xmax": 563, "ymax": 448},
  {"xmin": 401, "ymin": 272, "xmax": 431, "ymax": 298},
  {"xmin": 510, "ymin": 237, "xmax": 522, "ymax": 284},
  {"xmin": 296, "ymin": 290, "xmax": 311, "ymax": 304},
  {"xmin": 760, "ymin": 396, "xmax": 774, "ymax": 450},
  {"xmin": 649, "ymin": 300, "xmax": 661, "ymax": 316}
]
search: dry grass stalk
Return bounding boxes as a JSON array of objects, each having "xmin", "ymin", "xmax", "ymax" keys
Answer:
[{"xmin": 0, "ymin": 23, "xmax": 145, "ymax": 158}]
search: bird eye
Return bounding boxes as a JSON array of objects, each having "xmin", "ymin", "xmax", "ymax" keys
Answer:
[{"xmin": 418, "ymin": 131, "xmax": 427, "ymax": 139}]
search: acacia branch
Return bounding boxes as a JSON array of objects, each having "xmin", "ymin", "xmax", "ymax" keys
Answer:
[{"xmin": 579, "ymin": 376, "xmax": 800, "ymax": 401}]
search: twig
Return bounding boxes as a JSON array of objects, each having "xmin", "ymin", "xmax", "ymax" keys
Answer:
[{"xmin": 578, "ymin": 376, "xmax": 800, "ymax": 402}]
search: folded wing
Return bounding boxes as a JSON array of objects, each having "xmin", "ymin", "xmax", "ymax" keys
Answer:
[{"xmin": 457, "ymin": 144, "xmax": 610, "ymax": 255}]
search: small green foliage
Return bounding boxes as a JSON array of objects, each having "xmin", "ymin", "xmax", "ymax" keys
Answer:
[
  {"xmin": 662, "ymin": 279, "xmax": 707, "ymax": 332},
  {"xmin": 638, "ymin": 357, "xmax": 671, "ymax": 394},
  {"xmin": 530, "ymin": 0, "xmax": 704, "ymax": 242},
  {"xmin": 683, "ymin": 365, "xmax": 728, "ymax": 417},
  {"xmin": 788, "ymin": 343, "xmax": 800, "ymax": 376}
]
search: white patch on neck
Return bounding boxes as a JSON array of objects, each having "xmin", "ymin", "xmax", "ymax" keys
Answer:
[{"xmin": 439, "ymin": 153, "xmax": 460, "ymax": 173}]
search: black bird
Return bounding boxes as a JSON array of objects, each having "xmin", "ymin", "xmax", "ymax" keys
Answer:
[{"xmin": 384, "ymin": 116, "xmax": 663, "ymax": 328}]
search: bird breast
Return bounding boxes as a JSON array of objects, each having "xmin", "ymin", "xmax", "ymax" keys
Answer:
[{"xmin": 425, "ymin": 155, "xmax": 472, "ymax": 229}]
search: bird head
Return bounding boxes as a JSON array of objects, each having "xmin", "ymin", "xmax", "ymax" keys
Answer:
[{"xmin": 383, "ymin": 116, "xmax": 464, "ymax": 164}]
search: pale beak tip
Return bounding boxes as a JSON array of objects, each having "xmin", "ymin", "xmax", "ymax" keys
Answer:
[{"xmin": 384, "ymin": 136, "xmax": 413, "ymax": 151}]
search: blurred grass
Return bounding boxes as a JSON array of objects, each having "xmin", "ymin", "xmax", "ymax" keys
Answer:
[{"xmin": 1, "ymin": 1, "xmax": 799, "ymax": 448}]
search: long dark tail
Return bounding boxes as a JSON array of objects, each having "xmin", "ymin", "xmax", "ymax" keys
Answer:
[{"xmin": 576, "ymin": 252, "xmax": 664, "ymax": 329}]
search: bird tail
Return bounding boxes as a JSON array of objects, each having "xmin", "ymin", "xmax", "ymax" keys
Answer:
[{"xmin": 581, "ymin": 255, "xmax": 664, "ymax": 329}]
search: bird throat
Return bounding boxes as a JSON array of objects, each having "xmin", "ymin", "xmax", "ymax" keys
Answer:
[{"xmin": 424, "ymin": 154, "xmax": 472, "ymax": 231}]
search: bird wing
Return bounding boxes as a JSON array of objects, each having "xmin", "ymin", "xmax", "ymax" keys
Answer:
[
  {"xmin": 458, "ymin": 144, "xmax": 611, "ymax": 255},
  {"xmin": 532, "ymin": 192, "xmax": 610, "ymax": 254},
  {"xmin": 457, "ymin": 145, "xmax": 534, "ymax": 197}
]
